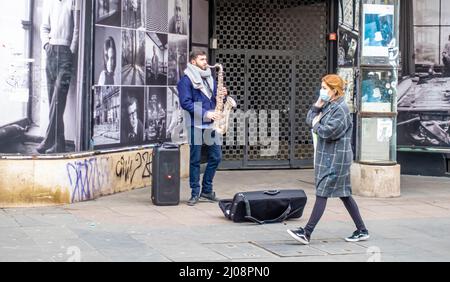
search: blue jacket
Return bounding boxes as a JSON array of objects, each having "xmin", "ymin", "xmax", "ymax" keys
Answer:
[{"xmin": 177, "ymin": 75, "xmax": 218, "ymax": 127}]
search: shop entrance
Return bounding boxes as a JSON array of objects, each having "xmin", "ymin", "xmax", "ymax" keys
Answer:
[{"xmin": 213, "ymin": 0, "xmax": 331, "ymax": 169}]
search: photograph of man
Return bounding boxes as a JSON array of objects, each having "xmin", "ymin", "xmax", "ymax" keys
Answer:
[
  {"xmin": 122, "ymin": 29, "xmax": 145, "ymax": 85},
  {"xmin": 95, "ymin": 26, "xmax": 122, "ymax": 86},
  {"xmin": 443, "ymin": 35, "xmax": 450, "ymax": 77},
  {"xmin": 146, "ymin": 33, "xmax": 168, "ymax": 86},
  {"xmin": 166, "ymin": 87, "xmax": 187, "ymax": 143},
  {"xmin": 146, "ymin": 0, "xmax": 168, "ymax": 33},
  {"xmin": 122, "ymin": 0, "xmax": 145, "ymax": 29},
  {"xmin": 36, "ymin": 0, "xmax": 80, "ymax": 154},
  {"xmin": 168, "ymin": 35, "xmax": 188, "ymax": 85},
  {"xmin": 93, "ymin": 86, "xmax": 121, "ymax": 147},
  {"xmin": 145, "ymin": 88, "xmax": 167, "ymax": 143},
  {"xmin": 96, "ymin": 0, "xmax": 121, "ymax": 27},
  {"xmin": 121, "ymin": 87, "xmax": 144, "ymax": 145},
  {"xmin": 169, "ymin": 0, "xmax": 188, "ymax": 35}
]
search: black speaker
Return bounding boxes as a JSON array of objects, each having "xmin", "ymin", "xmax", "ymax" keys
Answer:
[{"xmin": 152, "ymin": 143, "xmax": 181, "ymax": 206}]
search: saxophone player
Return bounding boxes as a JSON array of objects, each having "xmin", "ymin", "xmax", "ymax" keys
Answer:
[{"xmin": 178, "ymin": 51, "xmax": 228, "ymax": 206}]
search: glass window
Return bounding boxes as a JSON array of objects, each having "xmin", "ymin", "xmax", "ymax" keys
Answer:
[
  {"xmin": 442, "ymin": 0, "xmax": 450, "ymax": 26},
  {"xmin": 413, "ymin": 0, "xmax": 450, "ymax": 67},
  {"xmin": 0, "ymin": 0, "xmax": 29, "ymax": 127},
  {"xmin": 414, "ymin": 27, "xmax": 440, "ymax": 65},
  {"xmin": 413, "ymin": 0, "xmax": 439, "ymax": 26},
  {"xmin": 361, "ymin": 69, "xmax": 397, "ymax": 113},
  {"xmin": 360, "ymin": 117, "xmax": 396, "ymax": 163}
]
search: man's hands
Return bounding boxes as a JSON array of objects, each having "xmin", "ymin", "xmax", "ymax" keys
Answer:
[
  {"xmin": 219, "ymin": 87, "xmax": 228, "ymax": 97},
  {"xmin": 206, "ymin": 111, "xmax": 223, "ymax": 121}
]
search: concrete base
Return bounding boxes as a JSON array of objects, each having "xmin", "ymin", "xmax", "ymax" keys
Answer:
[
  {"xmin": 0, "ymin": 144, "xmax": 190, "ymax": 208},
  {"xmin": 351, "ymin": 163, "xmax": 401, "ymax": 198}
]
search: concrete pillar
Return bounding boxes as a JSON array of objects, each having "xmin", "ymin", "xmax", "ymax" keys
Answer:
[{"xmin": 351, "ymin": 163, "xmax": 401, "ymax": 198}]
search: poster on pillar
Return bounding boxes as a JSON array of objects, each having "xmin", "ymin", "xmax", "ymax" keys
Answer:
[
  {"xmin": 0, "ymin": 0, "xmax": 82, "ymax": 155},
  {"xmin": 93, "ymin": 0, "xmax": 190, "ymax": 150},
  {"xmin": 361, "ymin": 3, "xmax": 398, "ymax": 66}
]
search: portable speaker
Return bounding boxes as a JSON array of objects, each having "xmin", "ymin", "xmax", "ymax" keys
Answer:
[{"xmin": 152, "ymin": 143, "xmax": 181, "ymax": 206}]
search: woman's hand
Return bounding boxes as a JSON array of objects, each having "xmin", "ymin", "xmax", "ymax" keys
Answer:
[{"xmin": 315, "ymin": 98, "xmax": 326, "ymax": 109}]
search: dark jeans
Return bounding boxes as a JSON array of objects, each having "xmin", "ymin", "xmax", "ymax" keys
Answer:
[
  {"xmin": 304, "ymin": 196, "xmax": 367, "ymax": 238},
  {"xmin": 43, "ymin": 45, "xmax": 73, "ymax": 149},
  {"xmin": 189, "ymin": 127, "xmax": 222, "ymax": 198}
]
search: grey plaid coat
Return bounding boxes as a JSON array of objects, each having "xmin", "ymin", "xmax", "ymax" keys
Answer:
[{"xmin": 306, "ymin": 97, "xmax": 353, "ymax": 198}]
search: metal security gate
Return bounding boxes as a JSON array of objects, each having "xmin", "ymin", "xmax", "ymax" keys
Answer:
[{"xmin": 214, "ymin": 0, "xmax": 330, "ymax": 169}]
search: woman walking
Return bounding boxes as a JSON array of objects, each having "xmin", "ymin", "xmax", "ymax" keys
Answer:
[{"xmin": 287, "ymin": 74, "xmax": 369, "ymax": 245}]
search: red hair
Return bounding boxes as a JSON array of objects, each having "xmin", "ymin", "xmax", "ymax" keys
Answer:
[{"xmin": 322, "ymin": 74, "xmax": 347, "ymax": 100}]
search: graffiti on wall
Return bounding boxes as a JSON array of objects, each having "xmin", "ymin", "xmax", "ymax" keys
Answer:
[
  {"xmin": 66, "ymin": 156, "xmax": 111, "ymax": 203},
  {"xmin": 115, "ymin": 151, "xmax": 152, "ymax": 184},
  {"xmin": 66, "ymin": 150, "xmax": 153, "ymax": 203}
]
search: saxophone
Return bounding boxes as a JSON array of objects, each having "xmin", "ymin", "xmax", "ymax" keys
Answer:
[{"xmin": 208, "ymin": 64, "xmax": 237, "ymax": 135}]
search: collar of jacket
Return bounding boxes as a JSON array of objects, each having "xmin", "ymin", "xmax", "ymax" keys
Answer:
[{"xmin": 321, "ymin": 97, "xmax": 345, "ymax": 119}]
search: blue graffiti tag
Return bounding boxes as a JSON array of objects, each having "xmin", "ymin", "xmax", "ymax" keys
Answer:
[{"xmin": 67, "ymin": 157, "xmax": 110, "ymax": 203}]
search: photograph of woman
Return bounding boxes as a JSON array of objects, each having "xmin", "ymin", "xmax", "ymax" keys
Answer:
[
  {"xmin": 95, "ymin": 26, "xmax": 122, "ymax": 86},
  {"xmin": 98, "ymin": 37, "xmax": 117, "ymax": 85}
]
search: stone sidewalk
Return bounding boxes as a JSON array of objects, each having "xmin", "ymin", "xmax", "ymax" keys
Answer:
[{"xmin": 1, "ymin": 170, "xmax": 450, "ymax": 262}]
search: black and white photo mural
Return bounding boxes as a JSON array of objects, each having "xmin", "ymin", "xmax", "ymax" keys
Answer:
[
  {"xmin": 96, "ymin": 0, "xmax": 121, "ymax": 27},
  {"xmin": 93, "ymin": 86, "xmax": 121, "ymax": 147},
  {"xmin": 168, "ymin": 0, "xmax": 188, "ymax": 35},
  {"xmin": 168, "ymin": 35, "xmax": 188, "ymax": 86},
  {"xmin": 93, "ymin": 0, "xmax": 190, "ymax": 149},
  {"xmin": 166, "ymin": 87, "xmax": 188, "ymax": 144},
  {"xmin": 145, "ymin": 87, "xmax": 167, "ymax": 143},
  {"xmin": 397, "ymin": 0, "xmax": 450, "ymax": 149},
  {"xmin": 121, "ymin": 87, "xmax": 145, "ymax": 146},
  {"xmin": 0, "ymin": 0, "xmax": 82, "ymax": 155},
  {"xmin": 122, "ymin": 0, "xmax": 145, "ymax": 29},
  {"xmin": 146, "ymin": 32, "xmax": 168, "ymax": 86},
  {"xmin": 95, "ymin": 26, "xmax": 122, "ymax": 86},
  {"xmin": 122, "ymin": 29, "xmax": 146, "ymax": 85},
  {"xmin": 146, "ymin": 0, "xmax": 169, "ymax": 33}
]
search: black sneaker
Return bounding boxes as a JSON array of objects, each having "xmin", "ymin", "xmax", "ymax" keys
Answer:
[
  {"xmin": 345, "ymin": 230, "xmax": 370, "ymax": 242},
  {"xmin": 187, "ymin": 196, "xmax": 200, "ymax": 206},
  {"xmin": 287, "ymin": 227, "xmax": 310, "ymax": 245},
  {"xmin": 200, "ymin": 192, "xmax": 219, "ymax": 202}
]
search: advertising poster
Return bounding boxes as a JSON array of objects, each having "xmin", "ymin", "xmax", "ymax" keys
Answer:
[{"xmin": 362, "ymin": 4, "xmax": 395, "ymax": 58}]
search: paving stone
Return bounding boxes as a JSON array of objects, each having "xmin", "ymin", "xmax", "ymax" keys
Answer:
[
  {"xmin": 253, "ymin": 241, "xmax": 328, "ymax": 257},
  {"xmin": 310, "ymin": 241, "xmax": 369, "ymax": 256},
  {"xmin": 2, "ymin": 171, "xmax": 450, "ymax": 261},
  {"xmin": 205, "ymin": 242, "xmax": 278, "ymax": 260}
]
